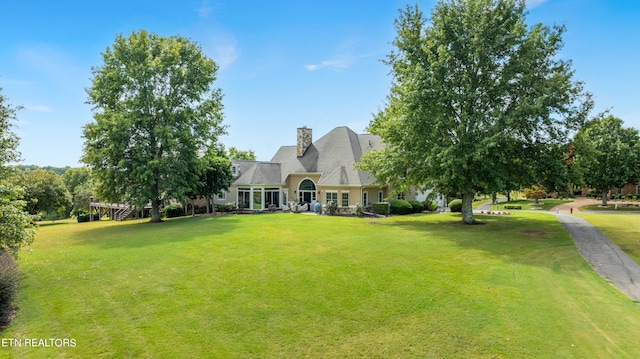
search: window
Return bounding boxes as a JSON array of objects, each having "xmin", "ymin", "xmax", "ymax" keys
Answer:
[
  {"xmin": 265, "ymin": 188, "xmax": 280, "ymax": 208},
  {"xmin": 341, "ymin": 192, "xmax": 349, "ymax": 207},
  {"xmin": 363, "ymin": 191, "xmax": 368, "ymax": 206},
  {"xmin": 378, "ymin": 191, "xmax": 383, "ymax": 203},
  {"xmin": 637, "ymin": 185, "xmax": 640, "ymax": 195},
  {"xmin": 298, "ymin": 179, "xmax": 317, "ymax": 203},
  {"xmin": 618, "ymin": 187, "xmax": 623, "ymax": 195},
  {"xmin": 397, "ymin": 192, "xmax": 405, "ymax": 200},
  {"xmin": 238, "ymin": 188, "xmax": 250, "ymax": 209},
  {"xmin": 231, "ymin": 166, "xmax": 237, "ymax": 176},
  {"xmin": 326, "ymin": 191, "xmax": 338, "ymax": 203},
  {"xmin": 218, "ymin": 192, "xmax": 226, "ymax": 200}
]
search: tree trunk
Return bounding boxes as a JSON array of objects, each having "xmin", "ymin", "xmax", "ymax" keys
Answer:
[
  {"xmin": 461, "ymin": 192, "xmax": 476, "ymax": 224},
  {"xmin": 150, "ymin": 199, "xmax": 162, "ymax": 222},
  {"xmin": 602, "ymin": 191, "xmax": 608, "ymax": 206}
]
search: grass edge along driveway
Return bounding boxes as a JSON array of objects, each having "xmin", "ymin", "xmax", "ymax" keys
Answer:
[{"xmin": 3, "ymin": 212, "xmax": 640, "ymax": 358}]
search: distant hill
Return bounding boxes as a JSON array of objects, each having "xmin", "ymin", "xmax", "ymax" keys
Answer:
[{"xmin": 13, "ymin": 165, "xmax": 72, "ymax": 175}]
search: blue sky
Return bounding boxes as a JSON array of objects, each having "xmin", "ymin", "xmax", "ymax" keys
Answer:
[{"xmin": 1, "ymin": 0, "xmax": 639, "ymax": 167}]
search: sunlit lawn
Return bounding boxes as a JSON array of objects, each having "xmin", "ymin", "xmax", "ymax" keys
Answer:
[
  {"xmin": 499, "ymin": 199, "xmax": 574, "ymax": 211},
  {"xmin": 580, "ymin": 204, "xmax": 640, "ymax": 212},
  {"xmin": 3, "ymin": 212, "xmax": 640, "ymax": 358},
  {"xmin": 578, "ymin": 213, "xmax": 640, "ymax": 264}
]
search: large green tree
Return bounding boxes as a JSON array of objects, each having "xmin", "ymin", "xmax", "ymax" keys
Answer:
[
  {"xmin": 358, "ymin": 1, "xmax": 592, "ymax": 223},
  {"xmin": 13, "ymin": 169, "xmax": 71, "ymax": 218},
  {"xmin": 574, "ymin": 116, "xmax": 640, "ymax": 206},
  {"xmin": 0, "ymin": 86, "xmax": 35, "ymax": 255},
  {"xmin": 83, "ymin": 30, "xmax": 226, "ymax": 222}
]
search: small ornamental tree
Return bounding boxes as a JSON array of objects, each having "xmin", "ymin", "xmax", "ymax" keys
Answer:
[{"xmin": 524, "ymin": 186, "xmax": 547, "ymax": 205}]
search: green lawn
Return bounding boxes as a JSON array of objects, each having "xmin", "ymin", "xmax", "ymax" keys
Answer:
[
  {"xmin": 578, "ymin": 214, "xmax": 640, "ymax": 264},
  {"xmin": 498, "ymin": 199, "xmax": 574, "ymax": 211},
  {"xmin": 3, "ymin": 212, "xmax": 640, "ymax": 358},
  {"xmin": 580, "ymin": 204, "xmax": 640, "ymax": 212}
]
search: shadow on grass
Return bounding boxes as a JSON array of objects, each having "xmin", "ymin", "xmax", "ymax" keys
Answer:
[
  {"xmin": 389, "ymin": 213, "xmax": 576, "ymax": 267},
  {"xmin": 62, "ymin": 215, "xmax": 240, "ymax": 249}
]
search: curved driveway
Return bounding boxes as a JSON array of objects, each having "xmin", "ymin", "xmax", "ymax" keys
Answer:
[
  {"xmin": 479, "ymin": 197, "xmax": 640, "ymax": 301},
  {"xmin": 555, "ymin": 213, "xmax": 640, "ymax": 302}
]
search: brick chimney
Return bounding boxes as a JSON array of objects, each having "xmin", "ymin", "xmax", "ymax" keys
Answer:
[{"xmin": 297, "ymin": 127, "xmax": 312, "ymax": 157}]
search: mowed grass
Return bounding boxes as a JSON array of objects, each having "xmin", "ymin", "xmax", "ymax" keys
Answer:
[
  {"xmin": 3, "ymin": 213, "xmax": 640, "ymax": 358},
  {"xmin": 499, "ymin": 199, "xmax": 574, "ymax": 211},
  {"xmin": 578, "ymin": 213, "xmax": 640, "ymax": 264}
]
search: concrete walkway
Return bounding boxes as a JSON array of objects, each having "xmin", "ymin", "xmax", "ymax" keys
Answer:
[
  {"xmin": 551, "ymin": 197, "xmax": 640, "ymax": 301},
  {"xmin": 478, "ymin": 196, "xmax": 640, "ymax": 301},
  {"xmin": 556, "ymin": 213, "xmax": 640, "ymax": 301}
]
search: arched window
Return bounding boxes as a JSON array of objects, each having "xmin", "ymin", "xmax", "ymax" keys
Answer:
[{"xmin": 298, "ymin": 179, "xmax": 317, "ymax": 204}]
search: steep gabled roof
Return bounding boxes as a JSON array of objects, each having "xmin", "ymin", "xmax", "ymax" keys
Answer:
[
  {"xmin": 270, "ymin": 126, "xmax": 381, "ymax": 186},
  {"xmin": 232, "ymin": 161, "xmax": 282, "ymax": 185}
]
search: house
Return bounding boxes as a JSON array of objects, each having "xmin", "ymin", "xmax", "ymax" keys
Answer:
[
  {"xmin": 212, "ymin": 126, "xmax": 406, "ymax": 212},
  {"xmin": 611, "ymin": 183, "xmax": 640, "ymax": 196}
]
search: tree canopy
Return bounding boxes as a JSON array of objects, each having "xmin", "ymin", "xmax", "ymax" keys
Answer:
[
  {"xmin": 358, "ymin": 0, "xmax": 592, "ymax": 223},
  {"xmin": 83, "ymin": 30, "xmax": 227, "ymax": 222},
  {"xmin": 0, "ymin": 86, "xmax": 35, "ymax": 255},
  {"xmin": 574, "ymin": 115, "xmax": 640, "ymax": 206},
  {"xmin": 13, "ymin": 169, "xmax": 71, "ymax": 218},
  {"xmin": 228, "ymin": 147, "xmax": 256, "ymax": 161},
  {"xmin": 195, "ymin": 145, "xmax": 234, "ymax": 213}
]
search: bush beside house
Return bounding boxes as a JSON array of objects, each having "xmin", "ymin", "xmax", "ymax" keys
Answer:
[{"xmin": 448, "ymin": 199, "xmax": 463, "ymax": 213}]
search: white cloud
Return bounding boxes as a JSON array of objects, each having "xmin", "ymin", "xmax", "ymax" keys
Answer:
[
  {"xmin": 305, "ymin": 53, "xmax": 367, "ymax": 72},
  {"xmin": 526, "ymin": 0, "xmax": 549, "ymax": 9},
  {"xmin": 198, "ymin": 0, "xmax": 212, "ymax": 18},
  {"xmin": 27, "ymin": 105, "xmax": 54, "ymax": 112}
]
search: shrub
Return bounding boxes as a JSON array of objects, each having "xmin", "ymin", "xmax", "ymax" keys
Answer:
[
  {"xmin": 163, "ymin": 204, "xmax": 184, "ymax": 218},
  {"xmin": 425, "ymin": 200, "xmax": 438, "ymax": 211},
  {"xmin": 408, "ymin": 200, "xmax": 424, "ymax": 213},
  {"xmin": 371, "ymin": 202, "xmax": 389, "ymax": 216},
  {"xmin": 355, "ymin": 203, "xmax": 364, "ymax": 217},
  {"xmin": 0, "ymin": 252, "xmax": 19, "ymax": 325},
  {"xmin": 448, "ymin": 199, "xmax": 463, "ymax": 213},
  {"xmin": 214, "ymin": 203, "xmax": 235, "ymax": 213},
  {"xmin": 390, "ymin": 200, "xmax": 413, "ymax": 215},
  {"xmin": 524, "ymin": 185, "xmax": 547, "ymax": 204},
  {"xmin": 326, "ymin": 200, "xmax": 338, "ymax": 215},
  {"xmin": 503, "ymin": 205, "xmax": 522, "ymax": 210}
]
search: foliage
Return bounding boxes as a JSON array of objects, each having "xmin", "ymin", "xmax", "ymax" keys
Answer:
[
  {"xmin": 423, "ymin": 200, "xmax": 438, "ymax": 211},
  {"xmin": 0, "ymin": 251, "xmax": 19, "ymax": 325},
  {"xmin": 326, "ymin": 200, "xmax": 338, "ymax": 215},
  {"xmin": 524, "ymin": 185, "xmax": 547, "ymax": 205},
  {"xmin": 83, "ymin": 30, "xmax": 226, "ymax": 223},
  {"xmin": 503, "ymin": 205, "xmax": 522, "ymax": 210},
  {"xmin": 390, "ymin": 199, "xmax": 413, "ymax": 215},
  {"xmin": 448, "ymin": 199, "xmax": 463, "ymax": 213},
  {"xmin": 194, "ymin": 145, "xmax": 234, "ymax": 214},
  {"xmin": 355, "ymin": 203, "xmax": 364, "ymax": 217},
  {"xmin": 408, "ymin": 200, "xmax": 424, "ymax": 213},
  {"xmin": 357, "ymin": 1, "xmax": 592, "ymax": 224},
  {"xmin": 371, "ymin": 202, "xmax": 389, "ymax": 216},
  {"xmin": 0, "ymin": 86, "xmax": 37, "ymax": 257},
  {"xmin": 214, "ymin": 203, "xmax": 236, "ymax": 213},
  {"xmin": 12, "ymin": 169, "xmax": 71, "ymax": 217},
  {"xmin": 163, "ymin": 204, "xmax": 184, "ymax": 218},
  {"xmin": 228, "ymin": 147, "xmax": 256, "ymax": 161},
  {"xmin": 12, "ymin": 165, "xmax": 70, "ymax": 176},
  {"xmin": 573, "ymin": 115, "xmax": 640, "ymax": 206}
]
